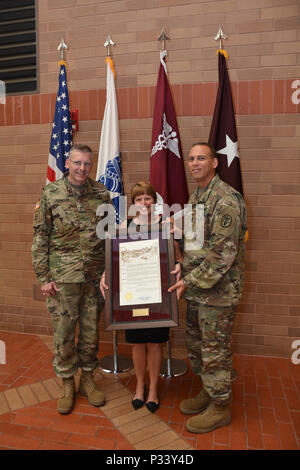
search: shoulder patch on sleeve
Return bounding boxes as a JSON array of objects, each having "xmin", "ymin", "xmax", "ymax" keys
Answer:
[
  {"xmin": 33, "ymin": 200, "xmax": 43, "ymax": 227},
  {"xmin": 220, "ymin": 213, "xmax": 232, "ymax": 229},
  {"xmin": 215, "ymin": 205, "xmax": 238, "ymax": 238}
]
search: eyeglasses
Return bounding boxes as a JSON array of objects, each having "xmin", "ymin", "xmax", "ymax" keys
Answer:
[{"xmin": 68, "ymin": 160, "xmax": 92, "ymax": 168}]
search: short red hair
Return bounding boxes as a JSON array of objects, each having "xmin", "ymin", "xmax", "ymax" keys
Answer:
[{"xmin": 130, "ymin": 181, "xmax": 157, "ymax": 204}]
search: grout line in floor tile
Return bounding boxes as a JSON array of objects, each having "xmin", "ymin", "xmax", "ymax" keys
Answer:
[
  {"xmin": 102, "ymin": 394, "xmax": 132, "ymax": 412},
  {"xmin": 3, "ymin": 388, "xmax": 24, "ymax": 411},
  {"xmin": 157, "ymin": 438, "xmax": 194, "ymax": 450},
  {"xmin": 118, "ymin": 412, "xmax": 161, "ymax": 435},
  {"xmin": 135, "ymin": 429, "xmax": 185, "ymax": 450},
  {"xmin": 17, "ymin": 384, "xmax": 39, "ymax": 407},
  {"xmin": 1, "ymin": 332, "xmax": 299, "ymax": 450},
  {"xmin": 35, "ymin": 334, "xmax": 194, "ymax": 450},
  {"xmin": 42, "ymin": 378, "xmax": 62, "ymax": 399},
  {"xmin": 29, "ymin": 381, "xmax": 52, "ymax": 404},
  {"xmin": 126, "ymin": 420, "xmax": 171, "ymax": 445},
  {"xmin": 0, "ymin": 391, "xmax": 10, "ymax": 415}
]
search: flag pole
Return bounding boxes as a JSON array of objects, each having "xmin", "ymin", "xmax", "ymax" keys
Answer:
[
  {"xmin": 98, "ymin": 35, "xmax": 132, "ymax": 375},
  {"xmin": 154, "ymin": 28, "xmax": 188, "ymax": 379},
  {"xmin": 214, "ymin": 27, "xmax": 227, "ymax": 51},
  {"xmin": 104, "ymin": 35, "xmax": 115, "ymax": 57},
  {"xmin": 212, "ymin": 27, "xmax": 238, "ymax": 383},
  {"xmin": 157, "ymin": 26, "xmax": 170, "ymax": 51},
  {"xmin": 57, "ymin": 38, "xmax": 68, "ymax": 62},
  {"xmin": 214, "ymin": 26, "xmax": 229, "ymax": 60}
]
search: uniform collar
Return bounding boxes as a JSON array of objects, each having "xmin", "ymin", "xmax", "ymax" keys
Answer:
[
  {"xmin": 190, "ymin": 174, "xmax": 220, "ymax": 204},
  {"xmin": 63, "ymin": 172, "xmax": 93, "ymax": 196}
]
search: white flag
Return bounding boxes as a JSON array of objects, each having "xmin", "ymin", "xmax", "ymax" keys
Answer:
[{"xmin": 96, "ymin": 57, "xmax": 123, "ymax": 223}]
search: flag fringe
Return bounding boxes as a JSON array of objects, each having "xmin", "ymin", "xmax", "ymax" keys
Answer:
[
  {"xmin": 217, "ymin": 49, "xmax": 229, "ymax": 60},
  {"xmin": 58, "ymin": 59, "xmax": 67, "ymax": 67},
  {"xmin": 105, "ymin": 57, "xmax": 115, "ymax": 78}
]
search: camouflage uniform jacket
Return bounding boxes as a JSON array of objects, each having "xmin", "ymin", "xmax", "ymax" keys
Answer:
[
  {"xmin": 182, "ymin": 174, "xmax": 247, "ymax": 306},
  {"xmin": 32, "ymin": 174, "xmax": 111, "ymax": 285}
]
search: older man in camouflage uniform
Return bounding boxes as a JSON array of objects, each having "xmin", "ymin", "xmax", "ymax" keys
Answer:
[
  {"xmin": 32, "ymin": 144, "xmax": 112, "ymax": 414},
  {"xmin": 169, "ymin": 142, "xmax": 247, "ymax": 434}
]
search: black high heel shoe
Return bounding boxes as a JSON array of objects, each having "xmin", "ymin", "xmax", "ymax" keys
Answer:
[
  {"xmin": 132, "ymin": 386, "xmax": 146, "ymax": 410},
  {"xmin": 146, "ymin": 393, "xmax": 160, "ymax": 413}
]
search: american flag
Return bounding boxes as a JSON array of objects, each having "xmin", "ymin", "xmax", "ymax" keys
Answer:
[{"xmin": 46, "ymin": 61, "xmax": 73, "ymax": 184}]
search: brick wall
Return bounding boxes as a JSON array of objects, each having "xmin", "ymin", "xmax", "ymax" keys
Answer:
[{"xmin": 0, "ymin": 0, "xmax": 299, "ymax": 358}]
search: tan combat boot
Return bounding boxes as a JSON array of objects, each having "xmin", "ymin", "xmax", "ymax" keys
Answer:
[
  {"xmin": 186, "ymin": 401, "xmax": 231, "ymax": 434},
  {"xmin": 57, "ymin": 377, "xmax": 75, "ymax": 415},
  {"xmin": 179, "ymin": 388, "xmax": 211, "ymax": 415},
  {"xmin": 79, "ymin": 371, "xmax": 105, "ymax": 407}
]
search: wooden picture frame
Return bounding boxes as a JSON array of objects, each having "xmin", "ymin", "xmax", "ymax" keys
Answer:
[{"xmin": 104, "ymin": 227, "xmax": 178, "ymax": 331}]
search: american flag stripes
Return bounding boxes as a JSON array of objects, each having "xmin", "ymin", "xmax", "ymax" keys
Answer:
[{"xmin": 46, "ymin": 61, "xmax": 73, "ymax": 185}]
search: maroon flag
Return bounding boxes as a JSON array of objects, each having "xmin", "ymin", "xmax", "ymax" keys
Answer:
[
  {"xmin": 208, "ymin": 51, "xmax": 244, "ymax": 196},
  {"xmin": 150, "ymin": 51, "xmax": 189, "ymax": 211}
]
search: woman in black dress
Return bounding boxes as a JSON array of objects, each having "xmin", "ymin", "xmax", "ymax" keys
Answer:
[
  {"xmin": 100, "ymin": 182, "xmax": 169, "ymax": 412},
  {"xmin": 124, "ymin": 182, "xmax": 169, "ymax": 412}
]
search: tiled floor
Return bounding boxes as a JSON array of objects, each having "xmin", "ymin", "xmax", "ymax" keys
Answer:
[{"xmin": 0, "ymin": 330, "xmax": 299, "ymax": 450}]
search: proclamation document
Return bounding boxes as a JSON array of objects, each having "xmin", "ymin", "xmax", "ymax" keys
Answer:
[{"xmin": 119, "ymin": 238, "xmax": 162, "ymax": 306}]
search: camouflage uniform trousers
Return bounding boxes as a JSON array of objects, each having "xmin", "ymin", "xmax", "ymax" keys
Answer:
[
  {"xmin": 46, "ymin": 280, "xmax": 104, "ymax": 378},
  {"xmin": 186, "ymin": 301, "xmax": 236, "ymax": 405}
]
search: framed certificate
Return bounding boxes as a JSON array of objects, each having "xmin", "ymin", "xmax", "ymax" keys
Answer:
[{"xmin": 104, "ymin": 227, "xmax": 178, "ymax": 330}]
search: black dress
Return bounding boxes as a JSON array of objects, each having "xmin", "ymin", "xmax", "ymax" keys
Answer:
[{"xmin": 125, "ymin": 217, "xmax": 170, "ymax": 344}]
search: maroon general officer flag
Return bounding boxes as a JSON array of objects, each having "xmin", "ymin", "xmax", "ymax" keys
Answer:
[
  {"xmin": 208, "ymin": 51, "xmax": 244, "ymax": 196},
  {"xmin": 150, "ymin": 51, "xmax": 189, "ymax": 211}
]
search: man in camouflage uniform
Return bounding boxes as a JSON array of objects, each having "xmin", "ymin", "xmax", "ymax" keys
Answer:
[
  {"xmin": 32, "ymin": 144, "xmax": 112, "ymax": 414},
  {"xmin": 169, "ymin": 142, "xmax": 247, "ymax": 433}
]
